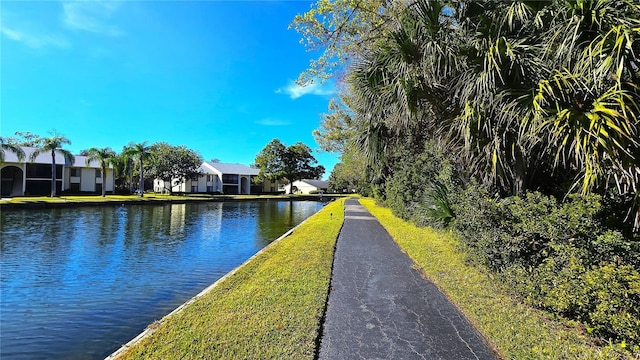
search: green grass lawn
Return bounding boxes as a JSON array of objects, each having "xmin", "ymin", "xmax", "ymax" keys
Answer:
[
  {"xmin": 0, "ymin": 193, "xmax": 335, "ymax": 206},
  {"xmin": 110, "ymin": 198, "xmax": 345, "ymax": 359},
  {"xmin": 0, "ymin": 194, "xmax": 202, "ymax": 204},
  {"xmin": 359, "ymin": 198, "xmax": 635, "ymax": 359}
]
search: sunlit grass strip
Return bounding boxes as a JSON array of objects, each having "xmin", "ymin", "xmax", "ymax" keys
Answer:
[
  {"xmin": 359, "ymin": 198, "xmax": 632, "ymax": 359},
  {"xmin": 111, "ymin": 199, "xmax": 344, "ymax": 359}
]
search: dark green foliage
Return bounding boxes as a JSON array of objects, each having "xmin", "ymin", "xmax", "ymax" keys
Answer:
[
  {"xmin": 145, "ymin": 142, "xmax": 203, "ymax": 194},
  {"xmin": 422, "ymin": 180, "xmax": 455, "ymax": 228},
  {"xmin": 297, "ymin": 0, "xmax": 640, "ymax": 350},
  {"xmin": 327, "ymin": 145, "xmax": 370, "ymax": 195},
  {"xmin": 254, "ymin": 139, "xmax": 325, "ymax": 194},
  {"xmin": 507, "ymin": 259, "xmax": 640, "ymax": 348},
  {"xmin": 384, "ymin": 141, "xmax": 456, "ymax": 223},
  {"xmin": 449, "ymin": 184, "xmax": 508, "ymax": 268},
  {"xmin": 590, "ymin": 231, "xmax": 640, "ymax": 268},
  {"xmin": 450, "ymin": 187, "xmax": 640, "ymax": 348}
]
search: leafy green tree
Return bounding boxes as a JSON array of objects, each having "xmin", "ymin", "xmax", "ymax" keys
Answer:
[
  {"xmin": 285, "ymin": 142, "xmax": 326, "ymax": 193},
  {"xmin": 328, "ymin": 145, "xmax": 368, "ymax": 194},
  {"xmin": 289, "ymin": 0, "xmax": 387, "ymax": 84},
  {"xmin": 254, "ymin": 139, "xmax": 325, "ymax": 194},
  {"xmin": 313, "ymin": 97, "xmax": 356, "ymax": 153},
  {"xmin": 123, "ymin": 142, "xmax": 152, "ymax": 197},
  {"xmin": 254, "ymin": 139, "xmax": 287, "ymax": 183},
  {"xmin": 28, "ymin": 134, "xmax": 75, "ymax": 197},
  {"xmin": 0, "ymin": 137, "xmax": 26, "ymax": 163},
  {"xmin": 85, "ymin": 147, "xmax": 117, "ymax": 197},
  {"xmin": 146, "ymin": 142, "xmax": 203, "ymax": 194}
]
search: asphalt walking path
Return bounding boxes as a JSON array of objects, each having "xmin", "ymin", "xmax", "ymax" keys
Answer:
[{"xmin": 318, "ymin": 199, "xmax": 497, "ymax": 360}]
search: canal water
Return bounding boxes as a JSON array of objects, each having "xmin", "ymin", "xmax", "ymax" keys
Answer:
[{"xmin": 0, "ymin": 201, "xmax": 323, "ymax": 359}]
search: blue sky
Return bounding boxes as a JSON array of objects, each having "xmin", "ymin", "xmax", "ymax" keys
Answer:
[{"xmin": 1, "ymin": 0, "xmax": 339, "ymax": 178}]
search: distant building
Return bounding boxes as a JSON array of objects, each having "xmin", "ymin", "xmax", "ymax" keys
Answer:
[
  {"xmin": 153, "ymin": 161, "xmax": 280, "ymax": 195},
  {"xmin": 0, "ymin": 146, "xmax": 114, "ymax": 197},
  {"xmin": 284, "ymin": 179, "xmax": 329, "ymax": 194}
]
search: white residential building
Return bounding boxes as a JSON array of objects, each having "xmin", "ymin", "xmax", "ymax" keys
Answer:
[
  {"xmin": 153, "ymin": 161, "xmax": 279, "ymax": 195},
  {"xmin": 1, "ymin": 146, "xmax": 115, "ymax": 197},
  {"xmin": 284, "ymin": 179, "xmax": 329, "ymax": 194}
]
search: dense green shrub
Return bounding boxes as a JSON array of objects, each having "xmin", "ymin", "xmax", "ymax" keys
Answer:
[
  {"xmin": 374, "ymin": 136, "xmax": 640, "ymax": 349},
  {"xmin": 584, "ymin": 264, "xmax": 640, "ymax": 347},
  {"xmin": 506, "ymin": 257, "xmax": 640, "ymax": 348},
  {"xmin": 376, "ymin": 142, "xmax": 458, "ymax": 228},
  {"xmin": 448, "ymin": 186, "xmax": 640, "ymax": 348},
  {"xmin": 589, "ymin": 230, "xmax": 640, "ymax": 268},
  {"xmin": 448, "ymin": 184, "xmax": 508, "ymax": 268},
  {"xmin": 384, "ymin": 141, "xmax": 455, "ymax": 222},
  {"xmin": 450, "ymin": 190, "xmax": 630, "ymax": 270}
]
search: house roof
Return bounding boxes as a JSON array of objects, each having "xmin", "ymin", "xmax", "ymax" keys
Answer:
[
  {"xmin": 206, "ymin": 162, "xmax": 259, "ymax": 176},
  {"xmin": 299, "ymin": 179, "xmax": 329, "ymax": 189},
  {"xmin": 2, "ymin": 146, "xmax": 104, "ymax": 168}
]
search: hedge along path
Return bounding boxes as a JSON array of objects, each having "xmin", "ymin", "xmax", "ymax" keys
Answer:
[
  {"xmin": 112, "ymin": 199, "xmax": 345, "ymax": 359},
  {"xmin": 359, "ymin": 199, "xmax": 634, "ymax": 360}
]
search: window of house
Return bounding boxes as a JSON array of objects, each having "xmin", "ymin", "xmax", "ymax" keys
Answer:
[
  {"xmin": 26, "ymin": 164, "xmax": 63, "ymax": 179},
  {"xmin": 191, "ymin": 184, "xmax": 198, "ymax": 192},
  {"xmin": 222, "ymin": 174, "xmax": 238, "ymax": 183},
  {"xmin": 96, "ymin": 169, "xmax": 102, "ymax": 178},
  {"xmin": 70, "ymin": 168, "xmax": 80, "ymax": 177},
  {"xmin": 206, "ymin": 185, "xmax": 214, "ymax": 192}
]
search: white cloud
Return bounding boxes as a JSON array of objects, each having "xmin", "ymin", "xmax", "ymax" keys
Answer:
[
  {"xmin": 1, "ymin": 25, "xmax": 70, "ymax": 49},
  {"xmin": 255, "ymin": 118, "xmax": 292, "ymax": 126},
  {"xmin": 276, "ymin": 80, "xmax": 334, "ymax": 99},
  {"xmin": 62, "ymin": 1, "xmax": 123, "ymax": 36}
]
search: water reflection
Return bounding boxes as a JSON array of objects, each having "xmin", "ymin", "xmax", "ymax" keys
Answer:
[{"xmin": 0, "ymin": 200, "xmax": 322, "ymax": 359}]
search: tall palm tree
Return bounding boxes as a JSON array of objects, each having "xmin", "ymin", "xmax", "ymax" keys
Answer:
[
  {"xmin": 347, "ymin": 0, "xmax": 458, "ymax": 187},
  {"xmin": 85, "ymin": 147, "xmax": 117, "ymax": 197},
  {"xmin": 124, "ymin": 142, "xmax": 151, "ymax": 197},
  {"xmin": 343, "ymin": 0, "xmax": 640, "ymax": 228},
  {"xmin": 29, "ymin": 135, "xmax": 75, "ymax": 197},
  {"xmin": 0, "ymin": 137, "xmax": 26, "ymax": 163}
]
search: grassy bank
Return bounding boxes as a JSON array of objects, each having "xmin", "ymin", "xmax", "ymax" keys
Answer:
[
  {"xmin": 359, "ymin": 198, "xmax": 635, "ymax": 359},
  {"xmin": 0, "ymin": 194, "xmax": 336, "ymax": 207},
  {"xmin": 111, "ymin": 198, "xmax": 345, "ymax": 359}
]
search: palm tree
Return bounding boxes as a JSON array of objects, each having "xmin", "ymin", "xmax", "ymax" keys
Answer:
[
  {"xmin": 0, "ymin": 137, "xmax": 26, "ymax": 163},
  {"xmin": 110, "ymin": 151, "xmax": 134, "ymax": 193},
  {"xmin": 533, "ymin": 0, "xmax": 640, "ymax": 189},
  {"xmin": 29, "ymin": 135, "xmax": 75, "ymax": 197},
  {"xmin": 85, "ymin": 147, "xmax": 117, "ymax": 197},
  {"xmin": 124, "ymin": 142, "xmax": 151, "ymax": 197}
]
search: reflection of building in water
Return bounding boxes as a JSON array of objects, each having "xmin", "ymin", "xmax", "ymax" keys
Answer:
[
  {"xmin": 147, "ymin": 204, "xmax": 186, "ymax": 238},
  {"xmin": 198, "ymin": 203, "xmax": 224, "ymax": 248},
  {"xmin": 169, "ymin": 204, "xmax": 186, "ymax": 236}
]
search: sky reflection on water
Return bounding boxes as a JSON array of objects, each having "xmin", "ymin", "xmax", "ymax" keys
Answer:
[{"xmin": 0, "ymin": 201, "xmax": 322, "ymax": 359}]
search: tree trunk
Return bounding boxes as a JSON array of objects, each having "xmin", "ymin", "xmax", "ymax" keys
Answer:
[
  {"xmin": 139, "ymin": 159, "xmax": 144, "ymax": 197},
  {"xmin": 289, "ymin": 178, "xmax": 297, "ymax": 194},
  {"xmin": 102, "ymin": 163, "xmax": 107, "ymax": 197},
  {"xmin": 51, "ymin": 150, "xmax": 57, "ymax": 197},
  {"xmin": 128, "ymin": 158, "xmax": 134, "ymax": 193}
]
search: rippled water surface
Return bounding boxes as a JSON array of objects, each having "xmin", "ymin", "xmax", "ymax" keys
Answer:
[{"xmin": 0, "ymin": 201, "xmax": 323, "ymax": 359}]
